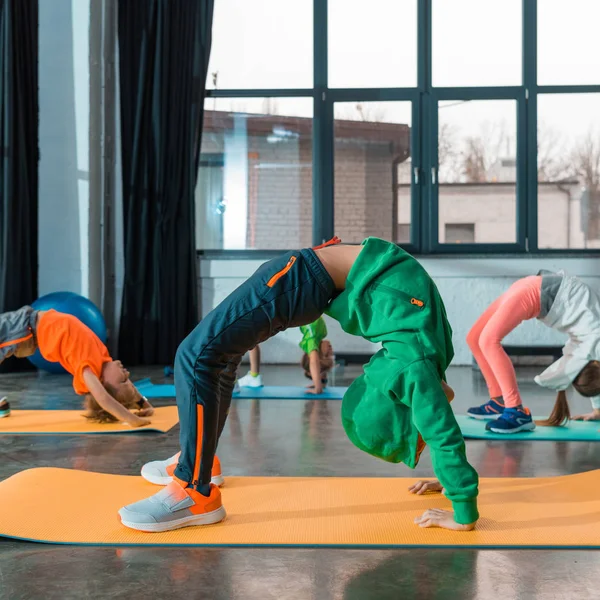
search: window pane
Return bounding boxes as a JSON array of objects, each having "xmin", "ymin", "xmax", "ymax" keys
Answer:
[
  {"xmin": 538, "ymin": 94, "xmax": 600, "ymax": 249},
  {"xmin": 329, "ymin": 0, "xmax": 417, "ymax": 88},
  {"xmin": 432, "ymin": 0, "xmax": 521, "ymax": 87},
  {"xmin": 197, "ymin": 99, "xmax": 313, "ymax": 250},
  {"xmin": 438, "ymin": 100, "xmax": 517, "ymax": 244},
  {"xmin": 538, "ymin": 1, "xmax": 600, "ymax": 85},
  {"xmin": 445, "ymin": 224, "xmax": 475, "ymax": 244},
  {"xmin": 334, "ymin": 102, "xmax": 412, "ymax": 244},
  {"xmin": 207, "ymin": 0, "xmax": 313, "ymax": 89}
]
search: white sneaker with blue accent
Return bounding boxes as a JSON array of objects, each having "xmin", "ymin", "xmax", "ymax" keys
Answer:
[
  {"xmin": 237, "ymin": 372, "xmax": 264, "ymax": 388},
  {"xmin": 0, "ymin": 397, "xmax": 10, "ymax": 419},
  {"xmin": 119, "ymin": 481, "xmax": 226, "ymax": 533}
]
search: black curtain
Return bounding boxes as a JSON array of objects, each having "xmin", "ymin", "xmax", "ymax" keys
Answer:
[
  {"xmin": 118, "ymin": 0, "xmax": 214, "ymax": 365},
  {"xmin": 0, "ymin": 0, "xmax": 38, "ymax": 373}
]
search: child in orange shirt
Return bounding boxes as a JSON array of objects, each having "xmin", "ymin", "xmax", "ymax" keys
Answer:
[{"xmin": 0, "ymin": 306, "xmax": 154, "ymax": 426}]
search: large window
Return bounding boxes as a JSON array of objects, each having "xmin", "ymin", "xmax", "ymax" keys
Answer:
[
  {"xmin": 432, "ymin": 0, "xmax": 522, "ymax": 87},
  {"xmin": 438, "ymin": 100, "xmax": 518, "ymax": 244},
  {"xmin": 537, "ymin": 0, "xmax": 600, "ymax": 85},
  {"xmin": 207, "ymin": 0, "xmax": 313, "ymax": 90},
  {"xmin": 334, "ymin": 101, "xmax": 412, "ymax": 244},
  {"xmin": 328, "ymin": 0, "xmax": 417, "ymax": 88},
  {"xmin": 537, "ymin": 94, "xmax": 600, "ymax": 249},
  {"xmin": 198, "ymin": 1, "xmax": 600, "ymax": 255},
  {"xmin": 197, "ymin": 99, "xmax": 313, "ymax": 250}
]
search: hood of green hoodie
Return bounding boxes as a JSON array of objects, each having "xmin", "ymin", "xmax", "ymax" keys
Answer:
[{"xmin": 325, "ymin": 237, "xmax": 455, "ymax": 467}]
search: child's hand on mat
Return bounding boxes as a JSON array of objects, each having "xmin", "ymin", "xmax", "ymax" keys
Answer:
[
  {"xmin": 414, "ymin": 509, "xmax": 475, "ymax": 531},
  {"xmin": 408, "ymin": 480, "xmax": 444, "ymax": 495},
  {"xmin": 128, "ymin": 416, "xmax": 151, "ymax": 428},
  {"xmin": 306, "ymin": 385, "xmax": 323, "ymax": 395},
  {"xmin": 135, "ymin": 407, "xmax": 154, "ymax": 417},
  {"xmin": 571, "ymin": 409, "xmax": 600, "ymax": 421}
]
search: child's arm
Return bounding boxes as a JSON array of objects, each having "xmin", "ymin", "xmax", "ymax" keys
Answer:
[
  {"xmin": 406, "ymin": 361, "xmax": 479, "ymax": 530},
  {"xmin": 534, "ymin": 344, "xmax": 587, "ymax": 391},
  {"xmin": 82, "ymin": 368, "xmax": 150, "ymax": 427},
  {"xmin": 305, "ymin": 350, "xmax": 323, "ymax": 394}
]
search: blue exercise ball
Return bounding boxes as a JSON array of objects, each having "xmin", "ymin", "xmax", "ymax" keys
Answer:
[{"xmin": 28, "ymin": 292, "xmax": 108, "ymax": 374}]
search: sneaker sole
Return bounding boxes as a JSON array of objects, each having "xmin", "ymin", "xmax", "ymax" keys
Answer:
[
  {"xmin": 487, "ymin": 423, "xmax": 536, "ymax": 434},
  {"xmin": 467, "ymin": 413, "xmax": 501, "ymax": 421},
  {"xmin": 120, "ymin": 505, "xmax": 226, "ymax": 532},
  {"xmin": 141, "ymin": 467, "xmax": 224, "ymax": 488},
  {"xmin": 239, "ymin": 384, "xmax": 264, "ymax": 388},
  {"xmin": 0, "ymin": 411, "xmax": 10, "ymax": 419}
]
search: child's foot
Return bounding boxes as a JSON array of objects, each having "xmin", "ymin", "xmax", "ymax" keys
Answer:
[
  {"xmin": 467, "ymin": 398, "xmax": 504, "ymax": 420},
  {"xmin": 485, "ymin": 407, "xmax": 535, "ymax": 433},
  {"xmin": 0, "ymin": 398, "xmax": 10, "ymax": 419},
  {"xmin": 141, "ymin": 453, "xmax": 224, "ymax": 487},
  {"xmin": 119, "ymin": 481, "xmax": 226, "ymax": 532},
  {"xmin": 237, "ymin": 372, "xmax": 264, "ymax": 388}
]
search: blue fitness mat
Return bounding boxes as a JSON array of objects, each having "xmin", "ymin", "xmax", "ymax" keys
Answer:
[
  {"xmin": 135, "ymin": 378, "xmax": 348, "ymax": 400},
  {"xmin": 456, "ymin": 414, "xmax": 600, "ymax": 441}
]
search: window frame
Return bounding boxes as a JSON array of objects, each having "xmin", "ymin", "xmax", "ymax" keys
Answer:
[{"xmin": 196, "ymin": 0, "xmax": 600, "ymax": 257}]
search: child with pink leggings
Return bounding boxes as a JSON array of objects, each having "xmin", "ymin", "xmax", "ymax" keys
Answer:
[{"xmin": 467, "ymin": 271, "xmax": 600, "ymax": 433}]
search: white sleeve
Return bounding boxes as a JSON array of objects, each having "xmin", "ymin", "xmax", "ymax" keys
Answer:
[{"xmin": 534, "ymin": 355, "xmax": 589, "ymax": 391}]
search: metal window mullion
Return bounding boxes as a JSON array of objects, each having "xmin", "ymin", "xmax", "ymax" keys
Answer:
[
  {"xmin": 312, "ymin": 0, "xmax": 333, "ymax": 245},
  {"xmin": 524, "ymin": 0, "xmax": 538, "ymax": 251},
  {"xmin": 419, "ymin": 0, "xmax": 433, "ymax": 252}
]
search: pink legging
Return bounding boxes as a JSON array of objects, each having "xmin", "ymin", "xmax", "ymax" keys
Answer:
[{"xmin": 466, "ymin": 276, "xmax": 542, "ymax": 408}]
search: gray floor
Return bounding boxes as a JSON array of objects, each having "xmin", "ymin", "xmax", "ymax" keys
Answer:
[{"xmin": 0, "ymin": 364, "xmax": 599, "ymax": 600}]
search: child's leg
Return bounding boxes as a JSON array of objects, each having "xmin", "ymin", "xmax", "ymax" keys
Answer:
[
  {"xmin": 217, "ymin": 360, "xmax": 238, "ymax": 438},
  {"xmin": 478, "ymin": 277, "xmax": 542, "ymax": 408},
  {"xmin": 466, "ymin": 295, "xmax": 507, "ymax": 400},
  {"xmin": 249, "ymin": 346, "xmax": 260, "ymax": 375},
  {"xmin": 173, "ymin": 250, "xmax": 334, "ymax": 495},
  {"xmin": 174, "ymin": 329, "xmax": 240, "ymax": 495}
]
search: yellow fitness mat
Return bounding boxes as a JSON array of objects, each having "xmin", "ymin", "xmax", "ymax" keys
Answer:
[
  {"xmin": 0, "ymin": 406, "xmax": 178, "ymax": 434},
  {"xmin": 0, "ymin": 467, "xmax": 599, "ymax": 548}
]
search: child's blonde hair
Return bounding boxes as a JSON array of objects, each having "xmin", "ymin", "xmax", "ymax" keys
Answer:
[
  {"xmin": 537, "ymin": 361, "xmax": 600, "ymax": 427},
  {"xmin": 83, "ymin": 382, "xmax": 140, "ymax": 423},
  {"xmin": 301, "ymin": 348, "xmax": 334, "ymax": 382}
]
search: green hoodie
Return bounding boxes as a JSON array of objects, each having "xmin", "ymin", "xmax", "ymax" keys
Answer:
[{"xmin": 325, "ymin": 237, "xmax": 479, "ymax": 525}]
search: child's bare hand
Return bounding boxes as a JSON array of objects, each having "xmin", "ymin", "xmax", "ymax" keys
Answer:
[
  {"xmin": 129, "ymin": 416, "xmax": 151, "ymax": 428},
  {"xmin": 408, "ymin": 480, "xmax": 444, "ymax": 495},
  {"xmin": 414, "ymin": 508, "xmax": 475, "ymax": 531},
  {"xmin": 135, "ymin": 407, "xmax": 154, "ymax": 417},
  {"xmin": 306, "ymin": 385, "xmax": 323, "ymax": 395},
  {"xmin": 571, "ymin": 410, "xmax": 600, "ymax": 421}
]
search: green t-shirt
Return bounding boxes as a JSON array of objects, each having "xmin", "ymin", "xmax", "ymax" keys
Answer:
[{"xmin": 299, "ymin": 317, "xmax": 327, "ymax": 355}]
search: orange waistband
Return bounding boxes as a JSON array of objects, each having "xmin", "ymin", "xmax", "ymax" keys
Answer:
[{"xmin": 312, "ymin": 236, "xmax": 342, "ymax": 250}]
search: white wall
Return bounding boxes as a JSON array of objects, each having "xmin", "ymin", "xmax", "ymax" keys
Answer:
[
  {"xmin": 199, "ymin": 256, "xmax": 600, "ymax": 365},
  {"xmin": 38, "ymin": 0, "xmax": 90, "ymax": 297}
]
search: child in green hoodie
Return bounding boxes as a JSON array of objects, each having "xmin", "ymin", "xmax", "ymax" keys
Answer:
[
  {"xmin": 119, "ymin": 237, "xmax": 479, "ymax": 534},
  {"xmin": 237, "ymin": 316, "xmax": 335, "ymax": 393}
]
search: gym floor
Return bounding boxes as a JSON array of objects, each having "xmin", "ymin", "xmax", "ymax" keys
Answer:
[{"xmin": 0, "ymin": 364, "xmax": 598, "ymax": 600}]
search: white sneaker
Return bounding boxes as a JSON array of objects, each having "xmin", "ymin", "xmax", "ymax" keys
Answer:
[
  {"xmin": 141, "ymin": 453, "xmax": 224, "ymax": 487},
  {"xmin": 237, "ymin": 372, "xmax": 264, "ymax": 388},
  {"xmin": 119, "ymin": 482, "xmax": 226, "ymax": 533},
  {"xmin": 233, "ymin": 380, "xmax": 240, "ymax": 394},
  {"xmin": 0, "ymin": 397, "xmax": 10, "ymax": 419}
]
